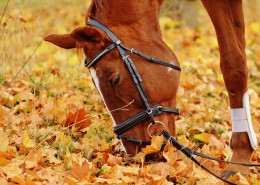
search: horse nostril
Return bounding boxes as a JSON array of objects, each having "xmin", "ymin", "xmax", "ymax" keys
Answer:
[{"xmin": 110, "ymin": 74, "xmax": 120, "ymax": 88}]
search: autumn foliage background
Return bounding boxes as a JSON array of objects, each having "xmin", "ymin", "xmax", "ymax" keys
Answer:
[{"xmin": 0, "ymin": 0, "xmax": 260, "ymax": 184}]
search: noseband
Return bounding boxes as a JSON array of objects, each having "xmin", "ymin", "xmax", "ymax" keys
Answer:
[{"xmin": 85, "ymin": 19, "xmax": 181, "ymax": 144}]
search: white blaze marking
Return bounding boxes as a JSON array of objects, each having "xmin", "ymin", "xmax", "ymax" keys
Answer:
[
  {"xmin": 167, "ymin": 67, "xmax": 173, "ymax": 72},
  {"xmin": 89, "ymin": 68, "xmax": 126, "ymax": 152}
]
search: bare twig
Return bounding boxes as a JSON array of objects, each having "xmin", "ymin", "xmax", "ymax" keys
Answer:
[
  {"xmin": 0, "ymin": 41, "xmax": 42, "ymax": 98},
  {"xmin": 110, "ymin": 99, "xmax": 134, "ymax": 113},
  {"xmin": 0, "ymin": 0, "xmax": 10, "ymax": 26}
]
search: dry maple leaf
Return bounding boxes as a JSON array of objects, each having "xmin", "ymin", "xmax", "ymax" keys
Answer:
[
  {"xmin": 71, "ymin": 160, "xmax": 91, "ymax": 180},
  {"xmin": 22, "ymin": 131, "xmax": 35, "ymax": 148},
  {"xmin": 103, "ymin": 153, "xmax": 123, "ymax": 166},
  {"xmin": 193, "ymin": 132, "xmax": 211, "ymax": 143},
  {"xmin": 61, "ymin": 106, "xmax": 92, "ymax": 130},
  {"xmin": 228, "ymin": 173, "xmax": 251, "ymax": 185},
  {"xmin": 142, "ymin": 135, "xmax": 164, "ymax": 155},
  {"xmin": 1, "ymin": 160, "xmax": 23, "ymax": 178},
  {"xmin": 0, "ymin": 129, "xmax": 9, "ymax": 152},
  {"xmin": 163, "ymin": 143, "xmax": 177, "ymax": 163}
]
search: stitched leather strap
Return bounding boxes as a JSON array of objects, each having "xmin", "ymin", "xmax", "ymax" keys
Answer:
[
  {"xmin": 85, "ymin": 43, "xmax": 118, "ymax": 68},
  {"xmin": 120, "ymin": 44, "xmax": 181, "ymax": 71},
  {"xmin": 114, "ymin": 104, "xmax": 179, "ymax": 135}
]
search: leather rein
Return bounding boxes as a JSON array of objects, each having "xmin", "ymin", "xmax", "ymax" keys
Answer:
[{"xmin": 85, "ymin": 19, "xmax": 259, "ymax": 185}]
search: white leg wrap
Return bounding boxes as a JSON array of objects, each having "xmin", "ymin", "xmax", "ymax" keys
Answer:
[{"xmin": 230, "ymin": 91, "xmax": 258, "ymax": 150}]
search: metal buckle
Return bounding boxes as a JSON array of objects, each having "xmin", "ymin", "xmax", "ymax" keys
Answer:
[
  {"xmin": 157, "ymin": 105, "xmax": 162, "ymax": 114},
  {"xmin": 122, "ymin": 55, "xmax": 129, "ymax": 60},
  {"xmin": 116, "ymin": 40, "xmax": 122, "ymax": 45},
  {"xmin": 146, "ymin": 108, "xmax": 153, "ymax": 115}
]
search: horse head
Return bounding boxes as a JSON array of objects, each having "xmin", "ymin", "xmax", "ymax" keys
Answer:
[{"xmin": 44, "ymin": 0, "xmax": 180, "ymax": 154}]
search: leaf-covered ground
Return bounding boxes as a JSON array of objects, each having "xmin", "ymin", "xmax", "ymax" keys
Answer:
[{"xmin": 0, "ymin": 1, "xmax": 260, "ymax": 184}]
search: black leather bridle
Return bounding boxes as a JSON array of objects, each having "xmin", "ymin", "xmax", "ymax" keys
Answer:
[
  {"xmin": 84, "ymin": 19, "xmax": 259, "ymax": 185},
  {"xmin": 85, "ymin": 19, "xmax": 181, "ymax": 144}
]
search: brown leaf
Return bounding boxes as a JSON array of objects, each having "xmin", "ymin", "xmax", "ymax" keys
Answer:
[
  {"xmin": 19, "ymin": 15, "xmax": 27, "ymax": 23},
  {"xmin": 61, "ymin": 106, "xmax": 91, "ymax": 130},
  {"xmin": 103, "ymin": 153, "xmax": 122, "ymax": 166}
]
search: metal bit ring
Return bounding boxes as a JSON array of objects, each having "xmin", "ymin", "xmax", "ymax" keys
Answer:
[{"xmin": 147, "ymin": 121, "xmax": 166, "ymax": 137}]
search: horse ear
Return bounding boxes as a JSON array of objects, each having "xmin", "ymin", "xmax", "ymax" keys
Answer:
[
  {"xmin": 70, "ymin": 26, "xmax": 110, "ymax": 47},
  {"xmin": 44, "ymin": 26, "xmax": 110, "ymax": 49},
  {"xmin": 44, "ymin": 34, "xmax": 77, "ymax": 49}
]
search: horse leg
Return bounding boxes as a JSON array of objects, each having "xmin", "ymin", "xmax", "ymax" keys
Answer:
[{"xmin": 201, "ymin": 0, "xmax": 257, "ymax": 173}]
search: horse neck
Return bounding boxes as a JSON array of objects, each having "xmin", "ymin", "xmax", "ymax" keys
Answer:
[{"xmin": 88, "ymin": 0, "xmax": 163, "ymax": 39}]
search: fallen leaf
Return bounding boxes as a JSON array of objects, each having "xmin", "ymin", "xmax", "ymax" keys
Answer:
[
  {"xmin": 71, "ymin": 160, "xmax": 91, "ymax": 180},
  {"xmin": 22, "ymin": 131, "xmax": 35, "ymax": 148},
  {"xmin": 0, "ymin": 130, "xmax": 9, "ymax": 152},
  {"xmin": 103, "ymin": 153, "xmax": 122, "ymax": 166},
  {"xmin": 149, "ymin": 162, "xmax": 172, "ymax": 176},
  {"xmin": 142, "ymin": 135, "xmax": 164, "ymax": 155},
  {"xmin": 1, "ymin": 161, "xmax": 23, "ymax": 178},
  {"xmin": 163, "ymin": 143, "xmax": 177, "ymax": 163},
  {"xmin": 61, "ymin": 106, "xmax": 92, "ymax": 130},
  {"xmin": 19, "ymin": 15, "xmax": 27, "ymax": 23},
  {"xmin": 193, "ymin": 132, "xmax": 210, "ymax": 143}
]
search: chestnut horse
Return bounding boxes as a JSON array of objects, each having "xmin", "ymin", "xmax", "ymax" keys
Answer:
[{"xmin": 45, "ymin": 0, "xmax": 257, "ymax": 175}]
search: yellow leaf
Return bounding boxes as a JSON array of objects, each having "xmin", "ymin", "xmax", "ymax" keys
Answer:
[
  {"xmin": 22, "ymin": 131, "xmax": 35, "ymax": 148},
  {"xmin": 55, "ymin": 132, "xmax": 72, "ymax": 146},
  {"xmin": 193, "ymin": 133, "xmax": 210, "ymax": 143},
  {"xmin": 0, "ymin": 177, "xmax": 8, "ymax": 185},
  {"xmin": 142, "ymin": 135, "xmax": 164, "ymax": 155},
  {"xmin": 163, "ymin": 143, "xmax": 177, "ymax": 163},
  {"xmin": 177, "ymin": 135, "xmax": 190, "ymax": 147},
  {"xmin": 0, "ymin": 130, "xmax": 9, "ymax": 152},
  {"xmin": 1, "ymin": 162, "xmax": 23, "ymax": 178}
]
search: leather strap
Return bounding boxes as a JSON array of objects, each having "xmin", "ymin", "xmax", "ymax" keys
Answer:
[
  {"xmin": 117, "ymin": 135, "xmax": 152, "ymax": 145},
  {"xmin": 84, "ymin": 42, "xmax": 118, "ymax": 68},
  {"xmin": 120, "ymin": 44, "xmax": 181, "ymax": 71},
  {"xmin": 162, "ymin": 130, "xmax": 237, "ymax": 185},
  {"xmin": 114, "ymin": 104, "xmax": 179, "ymax": 135}
]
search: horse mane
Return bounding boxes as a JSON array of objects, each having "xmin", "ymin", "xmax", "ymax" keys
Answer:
[{"xmin": 86, "ymin": 0, "xmax": 105, "ymax": 21}]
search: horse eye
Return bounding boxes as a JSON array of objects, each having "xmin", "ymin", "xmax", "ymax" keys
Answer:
[{"xmin": 110, "ymin": 74, "xmax": 120, "ymax": 88}]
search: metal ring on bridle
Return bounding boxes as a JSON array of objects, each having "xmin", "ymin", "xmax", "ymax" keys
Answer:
[{"xmin": 147, "ymin": 121, "xmax": 166, "ymax": 137}]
